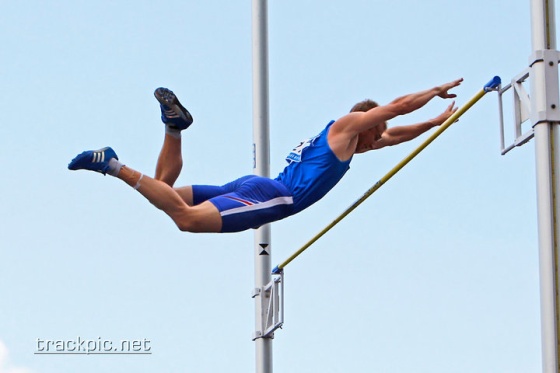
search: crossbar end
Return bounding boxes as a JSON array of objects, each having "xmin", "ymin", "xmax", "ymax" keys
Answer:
[{"xmin": 484, "ymin": 76, "xmax": 501, "ymax": 92}]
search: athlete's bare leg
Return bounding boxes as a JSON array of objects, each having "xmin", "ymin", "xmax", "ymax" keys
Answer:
[
  {"xmin": 68, "ymin": 87, "xmax": 208, "ymax": 231},
  {"xmin": 155, "ymin": 134, "xmax": 183, "ymax": 186},
  {"xmin": 119, "ymin": 165, "xmax": 221, "ymax": 232},
  {"xmin": 152, "ymin": 87, "xmax": 196, "ymax": 205}
]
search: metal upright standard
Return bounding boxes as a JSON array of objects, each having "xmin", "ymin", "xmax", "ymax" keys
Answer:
[
  {"xmin": 498, "ymin": 1, "xmax": 560, "ymax": 371},
  {"xmin": 251, "ymin": 1, "xmax": 274, "ymax": 373},
  {"xmin": 530, "ymin": 1, "xmax": 560, "ymax": 371}
]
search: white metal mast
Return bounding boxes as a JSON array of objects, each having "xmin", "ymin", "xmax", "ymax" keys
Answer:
[
  {"xmin": 251, "ymin": 0, "xmax": 273, "ymax": 372},
  {"xmin": 531, "ymin": 0, "xmax": 560, "ymax": 371}
]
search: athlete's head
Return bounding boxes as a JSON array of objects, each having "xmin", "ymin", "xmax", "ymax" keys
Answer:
[
  {"xmin": 349, "ymin": 99, "xmax": 378, "ymax": 113},
  {"xmin": 350, "ymin": 99, "xmax": 387, "ymax": 152}
]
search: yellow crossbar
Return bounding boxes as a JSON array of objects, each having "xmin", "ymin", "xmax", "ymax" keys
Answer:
[{"xmin": 272, "ymin": 77, "xmax": 501, "ymax": 274}]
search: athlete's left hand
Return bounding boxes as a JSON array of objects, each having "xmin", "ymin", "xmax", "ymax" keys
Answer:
[{"xmin": 430, "ymin": 102, "xmax": 458, "ymax": 126}]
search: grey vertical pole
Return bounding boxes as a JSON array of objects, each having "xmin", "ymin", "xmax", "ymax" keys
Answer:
[
  {"xmin": 530, "ymin": 0, "xmax": 560, "ymax": 372},
  {"xmin": 252, "ymin": 1, "xmax": 273, "ymax": 373}
]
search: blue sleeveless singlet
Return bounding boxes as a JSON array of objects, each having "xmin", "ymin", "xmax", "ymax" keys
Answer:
[
  {"xmin": 192, "ymin": 121, "xmax": 351, "ymax": 232},
  {"xmin": 274, "ymin": 120, "xmax": 352, "ymax": 213}
]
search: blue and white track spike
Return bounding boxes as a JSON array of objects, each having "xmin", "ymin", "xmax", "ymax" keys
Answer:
[
  {"xmin": 68, "ymin": 147, "xmax": 118, "ymax": 175},
  {"xmin": 154, "ymin": 87, "xmax": 194, "ymax": 130}
]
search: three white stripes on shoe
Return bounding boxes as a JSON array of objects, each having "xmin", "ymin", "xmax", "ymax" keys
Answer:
[{"xmin": 91, "ymin": 151, "xmax": 106, "ymax": 163}]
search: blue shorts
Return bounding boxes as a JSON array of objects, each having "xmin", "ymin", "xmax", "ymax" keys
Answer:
[{"xmin": 192, "ymin": 175, "xmax": 294, "ymax": 233}]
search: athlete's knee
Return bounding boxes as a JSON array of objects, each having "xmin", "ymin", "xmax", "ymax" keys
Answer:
[
  {"xmin": 176, "ymin": 222, "xmax": 191, "ymax": 232},
  {"xmin": 174, "ymin": 215, "xmax": 220, "ymax": 233},
  {"xmin": 175, "ymin": 218, "xmax": 198, "ymax": 232}
]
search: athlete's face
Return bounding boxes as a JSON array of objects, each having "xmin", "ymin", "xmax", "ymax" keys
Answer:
[{"xmin": 356, "ymin": 122, "xmax": 386, "ymax": 152}]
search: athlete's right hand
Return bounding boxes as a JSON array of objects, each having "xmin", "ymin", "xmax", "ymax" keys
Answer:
[{"xmin": 437, "ymin": 78, "xmax": 463, "ymax": 99}]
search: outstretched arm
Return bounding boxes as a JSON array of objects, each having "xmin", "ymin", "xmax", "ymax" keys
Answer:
[
  {"xmin": 371, "ymin": 101, "xmax": 459, "ymax": 149},
  {"xmin": 334, "ymin": 78, "xmax": 463, "ymax": 136}
]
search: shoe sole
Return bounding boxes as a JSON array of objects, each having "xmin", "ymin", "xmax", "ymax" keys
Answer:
[{"xmin": 154, "ymin": 88, "xmax": 194, "ymax": 125}]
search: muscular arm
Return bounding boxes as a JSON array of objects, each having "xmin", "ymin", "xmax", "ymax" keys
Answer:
[
  {"xmin": 376, "ymin": 121, "xmax": 438, "ymax": 147},
  {"xmin": 371, "ymin": 101, "xmax": 458, "ymax": 149},
  {"xmin": 328, "ymin": 79, "xmax": 462, "ymax": 159},
  {"xmin": 334, "ymin": 78, "xmax": 463, "ymax": 136}
]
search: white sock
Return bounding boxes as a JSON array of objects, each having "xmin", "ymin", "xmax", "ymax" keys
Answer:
[
  {"xmin": 107, "ymin": 158, "xmax": 124, "ymax": 176},
  {"xmin": 165, "ymin": 125, "xmax": 181, "ymax": 139}
]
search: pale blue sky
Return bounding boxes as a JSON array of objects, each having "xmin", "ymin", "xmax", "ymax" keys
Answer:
[{"xmin": 0, "ymin": 1, "xmax": 547, "ymax": 372}]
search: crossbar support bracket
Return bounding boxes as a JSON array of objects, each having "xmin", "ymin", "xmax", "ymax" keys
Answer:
[
  {"xmin": 499, "ymin": 50, "xmax": 560, "ymax": 155},
  {"xmin": 252, "ymin": 271, "xmax": 284, "ymax": 340}
]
